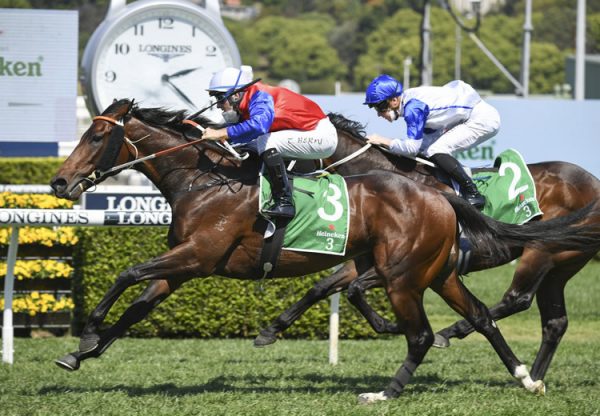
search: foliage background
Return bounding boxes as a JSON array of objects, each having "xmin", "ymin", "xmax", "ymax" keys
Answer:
[
  {"xmin": 1, "ymin": 0, "xmax": 599, "ymax": 94},
  {"xmin": 73, "ymin": 226, "xmax": 394, "ymax": 339}
]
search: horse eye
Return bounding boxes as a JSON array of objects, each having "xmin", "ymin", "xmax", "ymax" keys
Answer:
[{"xmin": 91, "ymin": 133, "xmax": 104, "ymax": 142}]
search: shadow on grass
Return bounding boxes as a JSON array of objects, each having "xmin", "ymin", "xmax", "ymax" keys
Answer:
[{"xmin": 37, "ymin": 373, "xmax": 529, "ymax": 397}]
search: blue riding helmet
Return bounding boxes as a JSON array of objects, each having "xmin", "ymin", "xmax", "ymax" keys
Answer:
[{"xmin": 363, "ymin": 74, "xmax": 403, "ymax": 105}]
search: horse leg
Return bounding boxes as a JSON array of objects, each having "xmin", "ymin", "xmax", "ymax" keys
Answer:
[
  {"xmin": 347, "ymin": 269, "xmax": 400, "ymax": 334},
  {"xmin": 358, "ymin": 288, "xmax": 432, "ymax": 403},
  {"xmin": 529, "ymin": 259, "xmax": 590, "ymax": 381},
  {"xmin": 434, "ymin": 251, "xmax": 552, "ymax": 347},
  {"xmin": 254, "ymin": 261, "xmax": 360, "ymax": 347},
  {"xmin": 529, "ymin": 277, "xmax": 570, "ymax": 381},
  {"xmin": 55, "ymin": 278, "xmax": 185, "ymax": 371},
  {"xmin": 431, "ymin": 271, "xmax": 545, "ymax": 394},
  {"xmin": 76, "ymin": 243, "xmax": 204, "ymax": 354}
]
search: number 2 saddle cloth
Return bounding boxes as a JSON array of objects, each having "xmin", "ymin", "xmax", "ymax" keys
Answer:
[{"xmin": 473, "ymin": 148, "xmax": 542, "ymax": 225}]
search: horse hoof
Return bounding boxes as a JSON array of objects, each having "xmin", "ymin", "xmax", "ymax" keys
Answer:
[
  {"xmin": 432, "ymin": 333, "xmax": 450, "ymax": 348},
  {"xmin": 253, "ymin": 333, "xmax": 277, "ymax": 348},
  {"xmin": 357, "ymin": 391, "xmax": 389, "ymax": 405},
  {"xmin": 55, "ymin": 353, "xmax": 80, "ymax": 371},
  {"xmin": 531, "ymin": 380, "xmax": 546, "ymax": 396},
  {"xmin": 79, "ymin": 334, "xmax": 100, "ymax": 354}
]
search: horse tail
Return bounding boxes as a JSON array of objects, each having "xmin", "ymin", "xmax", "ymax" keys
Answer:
[{"xmin": 443, "ymin": 193, "xmax": 600, "ymax": 263}]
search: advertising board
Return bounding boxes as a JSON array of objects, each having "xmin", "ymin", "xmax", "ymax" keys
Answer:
[{"xmin": 0, "ymin": 9, "xmax": 78, "ymax": 143}]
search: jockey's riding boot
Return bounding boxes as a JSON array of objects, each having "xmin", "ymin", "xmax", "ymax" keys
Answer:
[
  {"xmin": 261, "ymin": 148, "xmax": 296, "ymax": 219},
  {"xmin": 430, "ymin": 153, "xmax": 486, "ymax": 210}
]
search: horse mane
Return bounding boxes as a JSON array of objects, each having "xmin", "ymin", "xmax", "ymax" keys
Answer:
[
  {"xmin": 102, "ymin": 98, "xmax": 224, "ymax": 134},
  {"xmin": 327, "ymin": 112, "xmax": 368, "ymax": 143}
]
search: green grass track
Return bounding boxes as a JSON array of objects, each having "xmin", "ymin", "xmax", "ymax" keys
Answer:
[{"xmin": 1, "ymin": 261, "xmax": 599, "ymax": 416}]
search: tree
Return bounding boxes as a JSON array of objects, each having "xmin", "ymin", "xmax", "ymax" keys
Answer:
[
  {"xmin": 0, "ymin": 0, "xmax": 32, "ymax": 7},
  {"xmin": 226, "ymin": 14, "xmax": 345, "ymax": 92}
]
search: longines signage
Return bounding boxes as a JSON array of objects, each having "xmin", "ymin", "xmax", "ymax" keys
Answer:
[{"xmin": 82, "ymin": 191, "xmax": 171, "ymax": 212}]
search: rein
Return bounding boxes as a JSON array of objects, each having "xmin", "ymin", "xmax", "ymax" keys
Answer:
[
  {"xmin": 181, "ymin": 120, "xmax": 249, "ymax": 161},
  {"xmin": 88, "ymin": 115, "xmax": 207, "ymax": 182},
  {"xmin": 332, "ymin": 125, "xmax": 435, "ymax": 169}
]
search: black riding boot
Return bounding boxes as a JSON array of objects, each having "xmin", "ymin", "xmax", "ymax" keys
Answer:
[
  {"xmin": 430, "ymin": 153, "xmax": 486, "ymax": 210},
  {"xmin": 261, "ymin": 148, "xmax": 296, "ymax": 219}
]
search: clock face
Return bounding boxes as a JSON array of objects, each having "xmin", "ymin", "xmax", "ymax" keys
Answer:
[{"xmin": 90, "ymin": 5, "xmax": 239, "ymax": 119}]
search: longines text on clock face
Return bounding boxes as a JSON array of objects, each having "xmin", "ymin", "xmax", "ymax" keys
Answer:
[{"xmin": 92, "ymin": 7, "xmax": 238, "ymax": 116}]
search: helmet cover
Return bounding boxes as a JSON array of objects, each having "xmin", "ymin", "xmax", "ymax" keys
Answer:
[
  {"xmin": 363, "ymin": 74, "xmax": 403, "ymax": 105},
  {"xmin": 207, "ymin": 65, "xmax": 254, "ymax": 93}
]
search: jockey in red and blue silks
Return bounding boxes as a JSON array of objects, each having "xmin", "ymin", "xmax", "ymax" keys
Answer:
[
  {"xmin": 202, "ymin": 66, "xmax": 338, "ymax": 219},
  {"xmin": 364, "ymin": 74, "xmax": 500, "ymax": 210}
]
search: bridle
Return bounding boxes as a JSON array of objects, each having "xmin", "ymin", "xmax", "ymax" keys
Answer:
[
  {"xmin": 86, "ymin": 115, "xmax": 149, "ymax": 184},
  {"xmin": 85, "ymin": 114, "xmax": 249, "ymax": 185}
]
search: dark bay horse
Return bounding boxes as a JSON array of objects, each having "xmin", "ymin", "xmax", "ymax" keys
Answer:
[
  {"xmin": 48, "ymin": 99, "xmax": 600, "ymax": 402},
  {"xmin": 257, "ymin": 113, "xmax": 600, "ymax": 383}
]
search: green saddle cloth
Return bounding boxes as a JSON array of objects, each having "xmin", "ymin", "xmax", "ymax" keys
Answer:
[
  {"xmin": 260, "ymin": 173, "xmax": 350, "ymax": 255},
  {"xmin": 474, "ymin": 148, "xmax": 543, "ymax": 224}
]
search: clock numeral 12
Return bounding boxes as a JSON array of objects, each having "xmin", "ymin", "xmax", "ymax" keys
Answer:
[{"xmin": 158, "ymin": 17, "xmax": 174, "ymax": 29}]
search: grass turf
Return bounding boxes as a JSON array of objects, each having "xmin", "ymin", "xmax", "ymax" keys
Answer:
[{"xmin": 1, "ymin": 261, "xmax": 599, "ymax": 415}]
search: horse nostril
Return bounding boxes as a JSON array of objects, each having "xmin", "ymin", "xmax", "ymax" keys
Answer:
[{"xmin": 50, "ymin": 177, "xmax": 68, "ymax": 195}]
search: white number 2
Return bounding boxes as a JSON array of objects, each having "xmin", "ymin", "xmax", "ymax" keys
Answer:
[
  {"xmin": 318, "ymin": 183, "xmax": 343, "ymax": 222},
  {"xmin": 499, "ymin": 162, "xmax": 528, "ymax": 200}
]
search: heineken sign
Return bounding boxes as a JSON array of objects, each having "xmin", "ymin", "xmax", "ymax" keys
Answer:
[
  {"xmin": 0, "ymin": 56, "xmax": 43, "ymax": 77},
  {"xmin": 0, "ymin": 9, "xmax": 78, "ymax": 142}
]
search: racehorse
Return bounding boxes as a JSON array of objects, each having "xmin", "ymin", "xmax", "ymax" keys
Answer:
[
  {"xmin": 49, "ymin": 100, "xmax": 597, "ymax": 402},
  {"xmin": 256, "ymin": 113, "xmax": 600, "ymax": 383}
]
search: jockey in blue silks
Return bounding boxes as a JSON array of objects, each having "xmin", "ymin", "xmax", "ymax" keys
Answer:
[{"xmin": 364, "ymin": 74, "xmax": 500, "ymax": 210}]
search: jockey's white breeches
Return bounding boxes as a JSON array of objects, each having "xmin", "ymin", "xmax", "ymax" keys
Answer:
[
  {"xmin": 421, "ymin": 100, "xmax": 501, "ymax": 157},
  {"xmin": 246, "ymin": 117, "xmax": 338, "ymax": 159}
]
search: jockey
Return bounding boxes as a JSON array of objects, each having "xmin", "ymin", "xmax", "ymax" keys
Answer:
[
  {"xmin": 363, "ymin": 74, "xmax": 500, "ymax": 210},
  {"xmin": 202, "ymin": 65, "xmax": 338, "ymax": 219}
]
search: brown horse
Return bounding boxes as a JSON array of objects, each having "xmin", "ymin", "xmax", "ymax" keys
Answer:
[
  {"xmin": 50, "ymin": 100, "xmax": 598, "ymax": 402},
  {"xmin": 256, "ymin": 113, "xmax": 600, "ymax": 383}
]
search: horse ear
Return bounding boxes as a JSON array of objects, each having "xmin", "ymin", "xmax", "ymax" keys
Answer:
[
  {"xmin": 127, "ymin": 99, "xmax": 135, "ymax": 114},
  {"xmin": 112, "ymin": 98, "xmax": 117, "ymax": 104}
]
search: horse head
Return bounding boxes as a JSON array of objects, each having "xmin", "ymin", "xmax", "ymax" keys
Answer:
[
  {"xmin": 50, "ymin": 99, "xmax": 139, "ymax": 200},
  {"xmin": 51, "ymin": 99, "xmax": 259, "ymax": 201}
]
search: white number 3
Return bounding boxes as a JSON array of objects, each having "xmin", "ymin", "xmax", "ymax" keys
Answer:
[{"xmin": 318, "ymin": 184, "xmax": 343, "ymax": 222}]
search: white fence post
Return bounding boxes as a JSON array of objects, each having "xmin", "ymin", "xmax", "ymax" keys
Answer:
[
  {"xmin": 2, "ymin": 226, "xmax": 20, "ymax": 364},
  {"xmin": 329, "ymin": 292, "xmax": 340, "ymax": 365}
]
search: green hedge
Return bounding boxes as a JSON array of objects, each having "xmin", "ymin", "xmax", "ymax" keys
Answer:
[
  {"xmin": 73, "ymin": 227, "xmax": 395, "ymax": 339},
  {"xmin": 0, "ymin": 157, "xmax": 65, "ymax": 184}
]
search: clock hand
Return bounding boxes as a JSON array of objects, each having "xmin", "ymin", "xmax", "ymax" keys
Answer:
[
  {"xmin": 161, "ymin": 74, "xmax": 196, "ymax": 108},
  {"xmin": 166, "ymin": 67, "xmax": 202, "ymax": 79}
]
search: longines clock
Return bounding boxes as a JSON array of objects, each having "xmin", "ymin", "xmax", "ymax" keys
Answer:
[{"xmin": 80, "ymin": 0, "xmax": 241, "ymax": 117}]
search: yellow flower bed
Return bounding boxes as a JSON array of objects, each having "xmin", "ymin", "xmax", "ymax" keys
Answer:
[
  {"xmin": 0, "ymin": 226, "xmax": 78, "ymax": 246},
  {"xmin": 0, "ymin": 292, "xmax": 74, "ymax": 315},
  {"xmin": 0, "ymin": 192, "xmax": 77, "ymax": 316},
  {"xmin": 0, "ymin": 259, "xmax": 73, "ymax": 280},
  {"xmin": 0, "ymin": 192, "xmax": 73, "ymax": 209}
]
